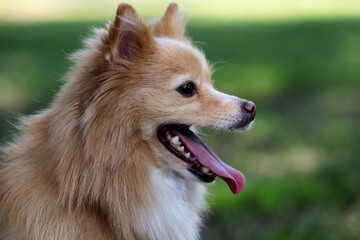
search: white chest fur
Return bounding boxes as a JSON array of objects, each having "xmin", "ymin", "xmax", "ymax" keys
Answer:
[{"xmin": 137, "ymin": 168, "xmax": 207, "ymax": 240}]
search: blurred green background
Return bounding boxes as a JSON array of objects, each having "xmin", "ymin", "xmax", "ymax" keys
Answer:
[{"xmin": 1, "ymin": 0, "xmax": 360, "ymax": 239}]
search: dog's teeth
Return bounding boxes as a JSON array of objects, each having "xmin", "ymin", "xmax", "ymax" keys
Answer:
[
  {"xmin": 166, "ymin": 131, "xmax": 172, "ymax": 140},
  {"xmin": 171, "ymin": 136, "xmax": 181, "ymax": 146},
  {"xmin": 201, "ymin": 167, "xmax": 210, "ymax": 174},
  {"xmin": 185, "ymin": 152, "xmax": 191, "ymax": 158},
  {"xmin": 179, "ymin": 146, "xmax": 185, "ymax": 152}
]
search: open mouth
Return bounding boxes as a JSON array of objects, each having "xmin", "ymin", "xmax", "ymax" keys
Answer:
[{"xmin": 157, "ymin": 124, "xmax": 245, "ymax": 194}]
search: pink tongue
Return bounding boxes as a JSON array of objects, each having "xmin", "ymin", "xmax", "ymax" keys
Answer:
[{"xmin": 175, "ymin": 130, "xmax": 245, "ymax": 194}]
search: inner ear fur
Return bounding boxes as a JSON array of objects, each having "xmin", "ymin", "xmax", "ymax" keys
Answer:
[
  {"xmin": 152, "ymin": 3, "xmax": 187, "ymax": 40},
  {"xmin": 106, "ymin": 3, "xmax": 154, "ymax": 63}
]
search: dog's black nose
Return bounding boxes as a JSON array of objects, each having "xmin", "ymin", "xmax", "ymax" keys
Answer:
[
  {"xmin": 242, "ymin": 101, "xmax": 256, "ymax": 114},
  {"xmin": 240, "ymin": 101, "xmax": 256, "ymax": 122},
  {"xmin": 231, "ymin": 100, "xmax": 256, "ymax": 129}
]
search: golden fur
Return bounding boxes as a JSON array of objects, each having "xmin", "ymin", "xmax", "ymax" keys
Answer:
[{"xmin": 0, "ymin": 3, "xmax": 251, "ymax": 240}]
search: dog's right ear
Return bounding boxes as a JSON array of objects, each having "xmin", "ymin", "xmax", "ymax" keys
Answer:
[
  {"xmin": 106, "ymin": 3, "xmax": 154, "ymax": 64},
  {"xmin": 152, "ymin": 3, "xmax": 187, "ymax": 40}
]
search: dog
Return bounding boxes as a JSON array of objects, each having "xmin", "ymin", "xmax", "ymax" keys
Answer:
[{"xmin": 0, "ymin": 3, "xmax": 256, "ymax": 240}]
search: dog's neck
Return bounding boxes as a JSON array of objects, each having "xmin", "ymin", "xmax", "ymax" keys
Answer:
[{"xmin": 133, "ymin": 167, "xmax": 207, "ymax": 240}]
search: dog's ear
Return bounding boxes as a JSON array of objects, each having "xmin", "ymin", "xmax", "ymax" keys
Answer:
[
  {"xmin": 106, "ymin": 3, "xmax": 154, "ymax": 63},
  {"xmin": 152, "ymin": 3, "xmax": 187, "ymax": 40}
]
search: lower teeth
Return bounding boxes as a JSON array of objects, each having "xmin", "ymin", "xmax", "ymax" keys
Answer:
[{"xmin": 201, "ymin": 166, "xmax": 210, "ymax": 174}]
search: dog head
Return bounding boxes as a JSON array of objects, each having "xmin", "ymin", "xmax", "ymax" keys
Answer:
[{"xmin": 78, "ymin": 3, "xmax": 255, "ymax": 194}]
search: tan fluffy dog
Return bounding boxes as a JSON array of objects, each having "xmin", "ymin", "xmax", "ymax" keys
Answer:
[{"xmin": 0, "ymin": 3, "xmax": 256, "ymax": 240}]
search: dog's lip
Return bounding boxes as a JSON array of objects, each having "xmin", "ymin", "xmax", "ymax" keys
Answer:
[
  {"xmin": 157, "ymin": 124, "xmax": 216, "ymax": 183},
  {"xmin": 156, "ymin": 123, "xmax": 246, "ymax": 194}
]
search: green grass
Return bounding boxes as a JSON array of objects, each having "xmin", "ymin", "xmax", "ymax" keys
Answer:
[{"xmin": 1, "ymin": 19, "xmax": 360, "ymax": 239}]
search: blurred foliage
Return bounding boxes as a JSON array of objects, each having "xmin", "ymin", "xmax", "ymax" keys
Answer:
[{"xmin": 1, "ymin": 16, "xmax": 360, "ymax": 240}]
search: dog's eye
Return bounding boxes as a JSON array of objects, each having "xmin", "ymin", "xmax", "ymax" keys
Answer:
[{"xmin": 177, "ymin": 82, "xmax": 197, "ymax": 97}]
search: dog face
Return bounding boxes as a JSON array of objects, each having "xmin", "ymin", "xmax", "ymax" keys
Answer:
[
  {"xmin": 97, "ymin": 3, "xmax": 255, "ymax": 193},
  {"xmin": 137, "ymin": 37, "xmax": 255, "ymax": 133}
]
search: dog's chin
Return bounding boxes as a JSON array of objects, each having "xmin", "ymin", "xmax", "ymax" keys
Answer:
[
  {"xmin": 164, "ymin": 162, "xmax": 204, "ymax": 182},
  {"xmin": 229, "ymin": 118, "xmax": 255, "ymax": 131}
]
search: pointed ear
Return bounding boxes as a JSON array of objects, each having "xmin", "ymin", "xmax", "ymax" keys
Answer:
[
  {"xmin": 152, "ymin": 3, "xmax": 187, "ymax": 40},
  {"xmin": 106, "ymin": 3, "xmax": 153, "ymax": 63}
]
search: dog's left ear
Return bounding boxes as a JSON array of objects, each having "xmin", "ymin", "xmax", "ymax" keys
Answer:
[
  {"xmin": 106, "ymin": 3, "xmax": 154, "ymax": 63},
  {"xmin": 152, "ymin": 3, "xmax": 187, "ymax": 40}
]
